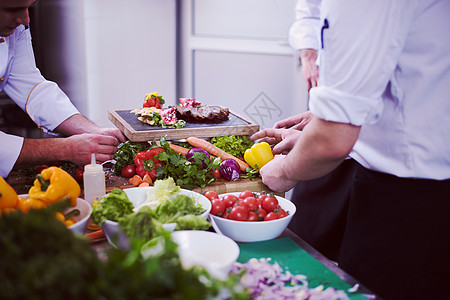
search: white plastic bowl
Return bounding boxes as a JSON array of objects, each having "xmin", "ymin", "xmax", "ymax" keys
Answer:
[
  {"xmin": 101, "ymin": 187, "xmax": 212, "ymax": 249},
  {"xmin": 68, "ymin": 198, "xmax": 93, "ymax": 234},
  {"xmin": 17, "ymin": 195, "xmax": 92, "ymax": 234},
  {"xmin": 171, "ymin": 230, "xmax": 240, "ymax": 279},
  {"xmin": 209, "ymin": 193, "xmax": 296, "ymax": 243}
]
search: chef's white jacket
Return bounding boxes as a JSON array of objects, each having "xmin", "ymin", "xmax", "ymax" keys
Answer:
[
  {"xmin": 288, "ymin": 0, "xmax": 322, "ymax": 51},
  {"xmin": 310, "ymin": 0, "xmax": 450, "ymax": 180},
  {"xmin": 0, "ymin": 25, "xmax": 79, "ymax": 177}
]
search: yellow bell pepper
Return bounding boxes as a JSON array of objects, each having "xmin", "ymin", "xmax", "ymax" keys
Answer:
[
  {"xmin": 0, "ymin": 176, "xmax": 18, "ymax": 210},
  {"xmin": 244, "ymin": 142, "xmax": 274, "ymax": 170},
  {"xmin": 16, "ymin": 196, "xmax": 47, "ymax": 213},
  {"xmin": 28, "ymin": 167, "xmax": 80, "ymax": 207}
]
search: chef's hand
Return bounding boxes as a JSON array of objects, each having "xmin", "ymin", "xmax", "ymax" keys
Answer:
[
  {"xmin": 260, "ymin": 155, "xmax": 298, "ymax": 193},
  {"xmin": 300, "ymin": 49, "xmax": 319, "ymax": 92},
  {"xmin": 250, "ymin": 128, "xmax": 302, "ymax": 155},
  {"xmin": 66, "ymin": 133, "xmax": 119, "ymax": 166},
  {"xmin": 97, "ymin": 127, "xmax": 126, "ymax": 143},
  {"xmin": 273, "ymin": 111, "xmax": 313, "ymax": 131}
]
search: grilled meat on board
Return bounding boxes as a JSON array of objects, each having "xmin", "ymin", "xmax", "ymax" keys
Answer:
[{"xmin": 174, "ymin": 105, "xmax": 229, "ymax": 123}]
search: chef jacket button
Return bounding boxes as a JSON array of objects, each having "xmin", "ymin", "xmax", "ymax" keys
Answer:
[
  {"xmin": 0, "ymin": 77, "xmax": 4, "ymax": 82},
  {"xmin": 0, "ymin": 38, "xmax": 5, "ymax": 43}
]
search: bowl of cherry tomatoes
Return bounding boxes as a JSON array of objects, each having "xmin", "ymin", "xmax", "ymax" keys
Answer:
[{"xmin": 205, "ymin": 190, "xmax": 296, "ymax": 243}]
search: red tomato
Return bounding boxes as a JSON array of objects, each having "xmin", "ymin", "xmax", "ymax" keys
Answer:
[
  {"xmin": 204, "ymin": 190, "xmax": 219, "ymax": 201},
  {"xmin": 262, "ymin": 196, "xmax": 279, "ymax": 212},
  {"xmin": 222, "ymin": 195, "xmax": 238, "ymax": 208},
  {"xmin": 247, "ymin": 211, "xmax": 259, "ymax": 222},
  {"xmin": 239, "ymin": 190, "xmax": 254, "ymax": 200},
  {"xmin": 277, "ymin": 208, "xmax": 288, "ymax": 219},
  {"xmin": 237, "ymin": 200, "xmax": 249, "ymax": 210},
  {"xmin": 256, "ymin": 208, "xmax": 268, "ymax": 220},
  {"xmin": 241, "ymin": 197, "xmax": 258, "ymax": 210},
  {"xmin": 74, "ymin": 168, "xmax": 84, "ymax": 183},
  {"xmin": 228, "ymin": 206, "xmax": 249, "ymax": 221},
  {"xmin": 211, "ymin": 199, "xmax": 226, "ymax": 216},
  {"xmin": 212, "ymin": 169, "xmax": 221, "ymax": 179},
  {"xmin": 121, "ymin": 164, "xmax": 136, "ymax": 178},
  {"xmin": 264, "ymin": 212, "xmax": 279, "ymax": 221},
  {"xmin": 257, "ymin": 194, "xmax": 268, "ymax": 207}
]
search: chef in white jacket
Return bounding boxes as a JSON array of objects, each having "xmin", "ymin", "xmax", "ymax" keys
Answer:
[
  {"xmin": 255, "ymin": 0, "xmax": 450, "ymax": 299},
  {"xmin": 0, "ymin": 0, "xmax": 125, "ymax": 177}
]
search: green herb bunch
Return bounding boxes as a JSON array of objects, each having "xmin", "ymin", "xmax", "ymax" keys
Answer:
[
  {"xmin": 210, "ymin": 135, "xmax": 254, "ymax": 158},
  {"xmin": 0, "ymin": 204, "xmax": 250, "ymax": 300},
  {"xmin": 112, "ymin": 141, "xmax": 147, "ymax": 175},
  {"xmin": 154, "ymin": 137, "xmax": 222, "ymax": 189}
]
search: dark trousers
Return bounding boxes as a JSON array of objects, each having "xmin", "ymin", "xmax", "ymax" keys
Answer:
[
  {"xmin": 288, "ymin": 159, "xmax": 356, "ymax": 261},
  {"xmin": 339, "ymin": 163, "xmax": 450, "ymax": 300}
]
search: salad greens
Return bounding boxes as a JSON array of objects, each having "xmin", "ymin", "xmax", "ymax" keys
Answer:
[
  {"xmin": 134, "ymin": 176, "xmax": 181, "ymax": 211},
  {"xmin": 92, "ymin": 178, "xmax": 210, "ymax": 239},
  {"xmin": 210, "ymin": 135, "xmax": 254, "ymax": 158},
  {"xmin": 91, "ymin": 188, "xmax": 134, "ymax": 225}
]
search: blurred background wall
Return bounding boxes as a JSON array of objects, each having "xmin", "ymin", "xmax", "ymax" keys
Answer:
[{"xmin": 1, "ymin": 0, "xmax": 307, "ymax": 133}]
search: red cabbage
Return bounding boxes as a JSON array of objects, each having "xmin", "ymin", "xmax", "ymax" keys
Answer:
[
  {"xmin": 220, "ymin": 159, "xmax": 240, "ymax": 181},
  {"xmin": 186, "ymin": 147, "xmax": 210, "ymax": 169}
]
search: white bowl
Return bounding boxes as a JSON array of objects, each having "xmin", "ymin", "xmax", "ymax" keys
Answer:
[
  {"xmin": 209, "ymin": 193, "xmax": 296, "ymax": 243},
  {"xmin": 68, "ymin": 198, "xmax": 93, "ymax": 234},
  {"xmin": 17, "ymin": 195, "xmax": 92, "ymax": 234},
  {"xmin": 171, "ymin": 230, "xmax": 240, "ymax": 279},
  {"xmin": 101, "ymin": 187, "xmax": 212, "ymax": 249}
]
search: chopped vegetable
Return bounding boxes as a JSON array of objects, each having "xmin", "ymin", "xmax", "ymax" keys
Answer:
[
  {"xmin": 231, "ymin": 258, "xmax": 350, "ymax": 300},
  {"xmin": 129, "ymin": 174, "xmax": 144, "ymax": 187},
  {"xmin": 220, "ymin": 158, "xmax": 241, "ymax": 181},
  {"xmin": 187, "ymin": 136, "xmax": 249, "ymax": 171},
  {"xmin": 210, "ymin": 135, "xmax": 254, "ymax": 158}
]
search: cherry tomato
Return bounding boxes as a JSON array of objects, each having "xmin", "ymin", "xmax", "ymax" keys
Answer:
[
  {"xmin": 256, "ymin": 208, "xmax": 268, "ymax": 220},
  {"xmin": 237, "ymin": 200, "xmax": 249, "ymax": 210},
  {"xmin": 121, "ymin": 164, "xmax": 136, "ymax": 178},
  {"xmin": 257, "ymin": 194, "xmax": 268, "ymax": 207},
  {"xmin": 211, "ymin": 199, "xmax": 226, "ymax": 216},
  {"xmin": 228, "ymin": 206, "xmax": 249, "ymax": 221},
  {"xmin": 242, "ymin": 196, "xmax": 258, "ymax": 210},
  {"xmin": 247, "ymin": 211, "xmax": 259, "ymax": 222},
  {"xmin": 239, "ymin": 190, "xmax": 254, "ymax": 200},
  {"xmin": 74, "ymin": 168, "xmax": 84, "ymax": 183},
  {"xmin": 262, "ymin": 196, "xmax": 279, "ymax": 212},
  {"xmin": 204, "ymin": 190, "xmax": 219, "ymax": 201},
  {"xmin": 264, "ymin": 212, "xmax": 279, "ymax": 221},
  {"xmin": 222, "ymin": 195, "xmax": 238, "ymax": 208},
  {"xmin": 277, "ymin": 208, "xmax": 288, "ymax": 219},
  {"xmin": 212, "ymin": 169, "xmax": 221, "ymax": 179}
]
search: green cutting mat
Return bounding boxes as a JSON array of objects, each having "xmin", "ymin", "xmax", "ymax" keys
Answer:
[{"xmin": 238, "ymin": 238, "xmax": 368, "ymax": 299}]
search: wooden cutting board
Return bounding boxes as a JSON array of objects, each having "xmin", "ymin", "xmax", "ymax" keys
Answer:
[
  {"xmin": 106, "ymin": 175, "xmax": 285, "ymax": 197},
  {"xmin": 108, "ymin": 108, "xmax": 260, "ymax": 142}
]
